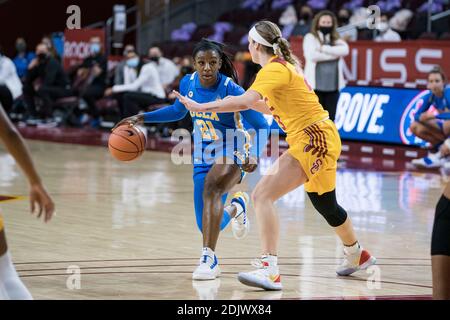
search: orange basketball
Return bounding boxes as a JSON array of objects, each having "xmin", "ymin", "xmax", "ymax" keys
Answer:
[{"xmin": 108, "ymin": 125, "xmax": 146, "ymax": 162}]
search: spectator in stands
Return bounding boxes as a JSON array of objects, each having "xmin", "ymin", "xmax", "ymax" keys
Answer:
[
  {"xmin": 172, "ymin": 56, "xmax": 182, "ymax": 66},
  {"xmin": 389, "ymin": 9, "xmax": 414, "ymax": 38},
  {"xmin": 337, "ymin": 8, "xmax": 357, "ymax": 41},
  {"xmin": 303, "ymin": 10, "xmax": 349, "ymax": 121},
  {"xmin": 291, "ymin": 4, "xmax": 313, "ymax": 36},
  {"xmin": 41, "ymin": 35, "xmax": 61, "ymax": 62},
  {"xmin": 23, "ymin": 43, "xmax": 71, "ymax": 124},
  {"xmin": 12, "ymin": 38, "xmax": 35, "ymax": 80},
  {"xmin": 374, "ymin": 13, "xmax": 401, "ymax": 42},
  {"xmin": 279, "ymin": 4, "xmax": 298, "ymax": 38},
  {"xmin": 77, "ymin": 36, "xmax": 108, "ymax": 127},
  {"xmin": 114, "ymin": 44, "xmax": 136, "ymax": 86},
  {"xmin": 105, "ymin": 52, "xmax": 166, "ymax": 118},
  {"xmin": 0, "ymin": 45, "xmax": 22, "ymax": 114},
  {"xmin": 179, "ymin": 56, "xmax": 194, "ymax": 77},
  {"xmin": 410, "ymin": 66, "xmax": 450, "ymax": 169},
  {"xmin": 148, "ymin": 47, "xmax": 180, "ymax": 91},
  {"xmin": 108, "ymin": 49, "xmax": 144, "ymax": 117},
  {"xmin": 167, "ymin": 56, "xmax": 194, "ymax": 101}
]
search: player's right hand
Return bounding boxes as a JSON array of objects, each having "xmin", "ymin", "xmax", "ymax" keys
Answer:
[
  {"xmin": 112, "ymin": 115, "xmax": 144, "ymax": 131},
  {"xmin": 30, "ymin": 183, "xmax": 55, "ymax": 223}
]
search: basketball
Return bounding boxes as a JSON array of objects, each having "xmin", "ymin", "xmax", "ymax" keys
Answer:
[{"xmin": 108, "ymin": 125, "xmax": 146, "ymax": 162}]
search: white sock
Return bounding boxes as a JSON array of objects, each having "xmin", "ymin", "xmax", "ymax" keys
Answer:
[
  {"xmin": 232, "ymin": 202, "xmax": 244, "ymax": 218},
  {"xmin": 0, "ymin": 251, "xmax": 33, "ymax": 300},
  {"xmin": 261, "ymin": 254, "xmax": 278, "ymax": 271},
  {"xmin": 202, "ymin": 247, "xmax": 215, "ymax": 260},
  {"xmin": 344, "ymin": 242, "xmax": 361, "ymax": 255}
]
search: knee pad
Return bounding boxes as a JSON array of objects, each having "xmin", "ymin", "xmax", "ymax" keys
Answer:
[
  {"xmin": 431, "ymin": 195, "xmax": 450, "ymax": 256},
  {"xmin": 307, "ymin": 190, "xmax": 348, "ymax": 227}
]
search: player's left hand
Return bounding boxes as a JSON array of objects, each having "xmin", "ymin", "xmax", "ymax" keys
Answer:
[
  {"xmin": 172, "ymin": 90, "xmax": 202, "ymax": 111},
  {"xmin": 30, "ymin": 183, "xmax": 55, "ymax": 223},
  {"xmin": 242, "ymin": 155, "xmax": 258, "ymax": 173}
]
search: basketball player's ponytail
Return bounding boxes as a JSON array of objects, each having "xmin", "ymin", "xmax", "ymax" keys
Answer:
[
  {"xmin": 274, "ymin": 37, "xmax": 297, "ymax": 66},
  {"xmin": 193, "ymin": 38, "xmax": 239, "ymax": 84},
  {"xmin": 254, "ymin": 21, "xmax": 300, "ymax": 68}
]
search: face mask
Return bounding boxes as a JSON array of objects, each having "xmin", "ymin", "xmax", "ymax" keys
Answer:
[
  {"xmin": 338, "ymin": 17, "xmax": 349, "ymax": 24},
  {"xmin": 181, "ymin": 66, "xmax": 193, "ymax": 75},
  {"xmin": 126, "ymin": 57, "xmax": 139, "ymax": 68},
  {"xmin": 37, "ymin": 53, "xmax": 48, "ymax": 61},
  {"xmin": 149, "ymin": 56, "xmax": 160, "ymax": 63},
  {"xmin": 300, "ymin": 13, "xmax": 312, "ymax": 21},
  {"xmin": 319, "ymin": 26, "xmax": 333, "ymax": 35},
  {"xmin": 16, "ymin": 43, "xmax": 26, "ymax": 53},
  {"xmin": 90, "ymin": 43, "xmax": 101, "ymax": 55},
  {"xmin": 378, "ymin": 22, "xmax": 389, "ymax": 32}
]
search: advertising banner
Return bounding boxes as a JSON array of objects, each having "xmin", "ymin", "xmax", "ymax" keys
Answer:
[{"xmin": 335, "ymin": 86, "xmax": 430, "ymax": 146}]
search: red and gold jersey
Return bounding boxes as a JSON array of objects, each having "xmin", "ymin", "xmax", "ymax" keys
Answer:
[{"xmin": 249, "ymin": 56, "xmax": 329, "ymax": 145}]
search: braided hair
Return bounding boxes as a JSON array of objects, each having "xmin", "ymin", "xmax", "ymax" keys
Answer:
[{"xmin": 253, "ymin": 20, "xmax": 298, "ymax": 67}]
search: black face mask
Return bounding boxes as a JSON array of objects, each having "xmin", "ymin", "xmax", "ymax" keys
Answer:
[
  {"xmin": 300, "ymin": 13, "xmax": 312, "ymax": 21},
  {"xmin": 319, "ymin": 26, "xmax": 333, "ymax": 35},
  {"xmin": 37, "ymin": 53, "xmax": 48, "ymax": 61},
  {"xmin": 338, "ymin": 17, "xmax": 349, "ymax": 25},
  {"xmin": 16, "ymin": 43, "xmax": 26, "ymax": 53},
  {"xmin": 149, "ymin": 56, "xmax": 160, "ymax": 63},
  {"xmin": 181, "ymin": 66, "xmax": 193, "ymax": 75}
]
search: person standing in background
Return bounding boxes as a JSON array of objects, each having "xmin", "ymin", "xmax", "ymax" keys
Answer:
[
  {"xmin": 303, "ymin": 10, "xmax": 349, "ymax": 121},
  {"xmin": 12, "ymin": 38, "xmax": 35, "ymax": 81}
]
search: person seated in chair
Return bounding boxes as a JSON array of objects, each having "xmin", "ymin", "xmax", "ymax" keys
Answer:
[
  {"xmin": 104, "ymin": 51, "xmax": 167, "ymax": 118},
  {"xmin": 76, "ymin": 37, "xmax": 108, "ymax": 128},
  {"xmin": 22, "ymin": 43, "xmax": 71, "ymax": 125}
]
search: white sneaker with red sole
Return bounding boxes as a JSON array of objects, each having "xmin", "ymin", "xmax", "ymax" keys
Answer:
[{"xmin": 336, "ymin": 248, "xmax": 377, "ymax": 276}]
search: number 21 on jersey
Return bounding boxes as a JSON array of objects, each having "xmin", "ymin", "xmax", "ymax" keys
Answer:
[{"xmin": 196, "ymin": 119, "xmax": 218, "ymax": 140}]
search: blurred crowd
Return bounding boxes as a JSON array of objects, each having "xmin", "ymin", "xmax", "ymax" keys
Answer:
[{"xmin": 0, "ymin": 36, "xmax": 195, "ymax": 136}]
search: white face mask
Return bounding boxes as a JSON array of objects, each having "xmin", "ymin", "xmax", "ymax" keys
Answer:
[
  {"xmin": 378, "ymin": 22, "xmax": 389, "ymax": 32},
  {"xmin": 126, "ymin": 57, "xmax": 139, "ymax": 68}
]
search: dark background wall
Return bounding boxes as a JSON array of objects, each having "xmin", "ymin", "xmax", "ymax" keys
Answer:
[{"xmin": 0, "ymin": 0, "xmax": 136, "ymax": 56}]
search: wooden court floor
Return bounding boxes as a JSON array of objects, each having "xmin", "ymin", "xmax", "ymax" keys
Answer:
[{"xmin": 0, "ymin": 141, "xmax": 444, "ymax": 300}]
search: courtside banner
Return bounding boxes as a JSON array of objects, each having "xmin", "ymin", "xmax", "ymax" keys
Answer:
[
  {"xmin": 63, "ymin": 28, "xmax": 105, "ymax": 70},
  {"xmin": 335, "ymin": 86, "xmax": 429, "ymax": 147},
  {"xmin": 291, "ymin": 38, "xmax": 450, "ymax": 84}
]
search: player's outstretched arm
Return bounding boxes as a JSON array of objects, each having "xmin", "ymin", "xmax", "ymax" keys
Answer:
[
  {"xmin": 0, "ymin": 104, "xmax": 54, "ymax": 223},
  {"xmin": 113, "ymin": 103, "xmax": 189, "ymax": 131},
  {"xmin": 173, "ymin": 89, "xmax": 261, "ymax": 113}
]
